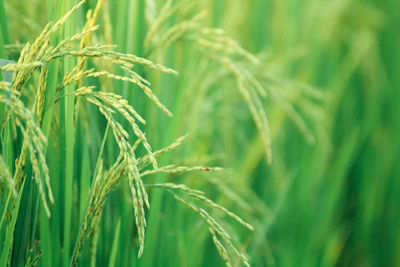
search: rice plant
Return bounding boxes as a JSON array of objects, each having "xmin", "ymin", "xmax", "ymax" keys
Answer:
[{"xmin": 1, "ymin": 0, "xmax": 399, "ymax": 266}]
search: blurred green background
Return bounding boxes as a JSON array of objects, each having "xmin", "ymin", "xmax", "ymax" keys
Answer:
[{"xmin": 1, "ymin": 0, "xmax": 400, "ymax": 266}]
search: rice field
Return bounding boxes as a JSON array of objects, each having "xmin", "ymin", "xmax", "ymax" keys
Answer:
[{"xmin": 0, "ymin": 0, "xmax": 399, "ymax": 266}]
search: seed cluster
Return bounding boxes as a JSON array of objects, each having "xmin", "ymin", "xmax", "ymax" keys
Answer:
[{"xmin": 0, "ymin": 1, "xmax": 257, "ymax": 266}]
